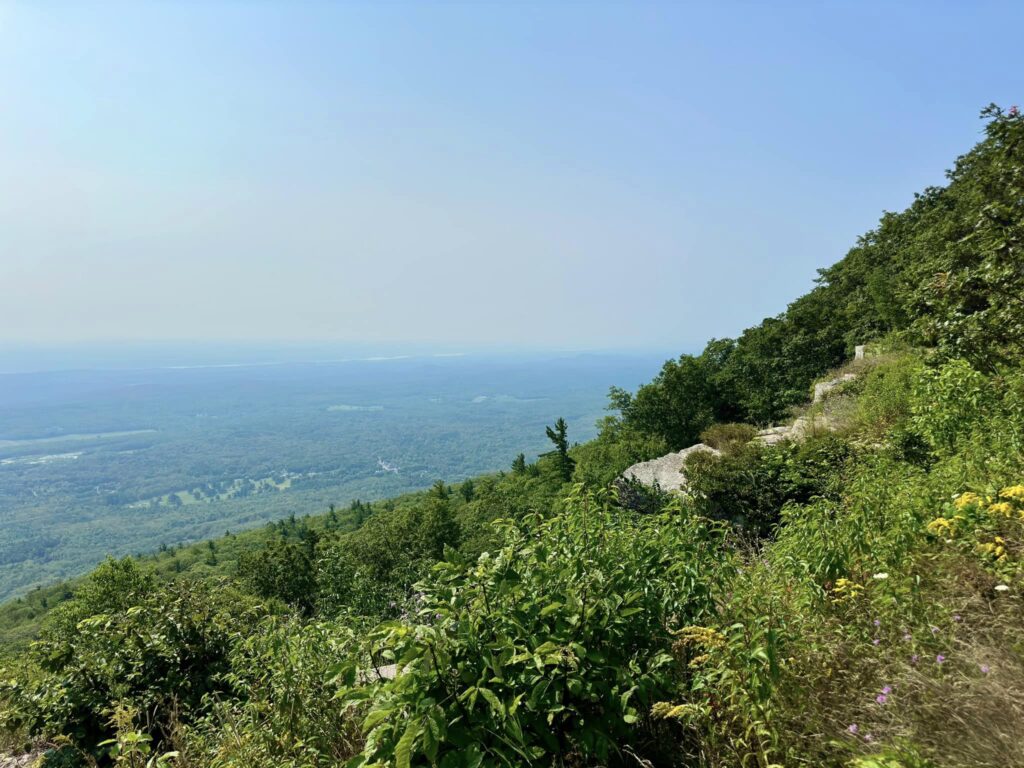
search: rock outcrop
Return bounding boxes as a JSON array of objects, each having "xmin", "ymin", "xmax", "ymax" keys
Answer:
[
  {"xmin": 754, "ymin": 413, "xmax": 834, "ymax": 445},
  {"xmin": 812, "ymin": 373, "xmax": 857, "ymax": 403},
  {"xmin": 622, "ymin": 356, "xmax": 864, "ymax": 490},
  {"xmin": 620, "ymin": 443, "xmax": 720, "ymax": 493}
]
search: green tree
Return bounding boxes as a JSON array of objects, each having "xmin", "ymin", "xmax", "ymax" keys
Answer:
[{"xmin": 544, "ymin": 417, "xmax": 575, "ymax": 482}]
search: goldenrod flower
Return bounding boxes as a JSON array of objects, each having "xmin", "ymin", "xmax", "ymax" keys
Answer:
[
  {"xmin": 1000, "ymin": 485, "xmax": 1024, "ymax": 502},
  {"xmin": 955, "ymin": 492, "xmax": 982, "ymax": 510},
  {"xmin": 988, "ymin": 501, "xmax": 1013, "ymax": 517}
]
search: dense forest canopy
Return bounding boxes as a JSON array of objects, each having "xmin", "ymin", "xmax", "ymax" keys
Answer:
[{"xmin": 1, "ymin": 105, "xmax": 1023, "ymax": 768}]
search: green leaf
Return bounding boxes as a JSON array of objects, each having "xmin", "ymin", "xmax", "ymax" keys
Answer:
[
  {"xmin": 361, "ymin": 708, "xmax": 393, "ymax": 733},
  {"xmin": 478, "ymin": 686, "xmax": 504, "ymax": 717},
  {"xmin": 539, "ymin": 602, "xmax": 563, "ymax": 617},
  {"xmin": 395, "ymin": 718, "xmax": 421, "ymax": 768}
]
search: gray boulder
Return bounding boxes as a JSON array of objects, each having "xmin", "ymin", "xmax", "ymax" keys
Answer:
[{"xmin": 620, "ymin": 443, "xmax": 720, "ymax": 493}]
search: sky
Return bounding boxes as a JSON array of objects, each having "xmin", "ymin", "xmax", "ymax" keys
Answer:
[{"xmin": 1, "ymin": 1, "xmax": 1021, "ymax": 352}]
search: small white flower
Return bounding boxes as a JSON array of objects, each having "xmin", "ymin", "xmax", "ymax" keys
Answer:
[
  {"xmin": 994, "ymin": 584, "xmax": 1010, "ymax": 592},
  {"xmin": 872, "ymin": 573, "xmax": 889, "ymax": 580}
]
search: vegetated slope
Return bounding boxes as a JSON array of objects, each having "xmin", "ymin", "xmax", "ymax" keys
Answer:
[{"xmin": 1, "ymin": 105, "xmax": 1022, "ymax": 768}]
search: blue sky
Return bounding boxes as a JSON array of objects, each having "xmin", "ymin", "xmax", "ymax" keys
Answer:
[{"xmin": 1, "ymin": 1, "xmax": 1020, "ymax": 351}]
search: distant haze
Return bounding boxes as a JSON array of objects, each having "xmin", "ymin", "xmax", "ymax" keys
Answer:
[{"xmin": 2, "ymin": 2, "xmax": 1021, "ymax": 349}]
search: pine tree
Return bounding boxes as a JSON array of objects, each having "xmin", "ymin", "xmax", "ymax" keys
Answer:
[{"xmin": 544, "ymin": 417, "xmax": 575, "ymax": 482}]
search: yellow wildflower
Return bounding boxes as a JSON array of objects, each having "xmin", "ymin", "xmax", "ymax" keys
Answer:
[
  {"xmin": 999, "ymin": 485, "xmax": 1024, "ymax": 502},
  {"xmin": 651, "ymin": 702, "xmax": 705, "ymax": 722},
  {"xmin": 955, "ymin": 492, "xmax": 982, "ymax": 510},
  {"xmin": 988, "ymin": 501, "xmax": 1013, "ymax": 517},
  {"xmin": 673, "ymin": 626, "xmax": 726, "ymax": 649},
  {"xmin": 832, "ymin": 577, "xmax": 864, "ymax": 603},
  {"xmin": 927, "ymin": 517, "xmax": 956, "ymax": 537}
]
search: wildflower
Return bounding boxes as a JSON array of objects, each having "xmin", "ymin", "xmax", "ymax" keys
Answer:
[
  {"xmin": 881, "ymin": 685, "xmax": 892, "ymax": 695},
  {"xmin": 936, "ymin": 654, "xmax": 946, "ymax": 664},
  {"xmin": 999, "ymin": 485, "xmax": 1024, "ymax": 501},
  {"xmin": 864, "ymin": 733, "xmax": 874, "ymax": 743},
  {"xmin": 876, "ymin": 694, "xmax": 888, "ymax": 705},
  {"xmin": 873, "ymin": 572, "xmax": 889, "ymax": 580},
  {"xmin": 651, "ymin": 701, "xmax": 704, "ymax": 722},
  {"xmin": 673, "ymin": 625, "xmax": 726, "ymax": 649},
  {"xmin": 872, "ymin": 638, "xmax": 880, "ymax": 646},
  {"xmin": 930, "ymin": 625, "xmax": 940, "ymax": 635},
  {"xmin": 847, "ymin": 723, "xmax": 859, "ymax": 735},
  {"xmin": 988, "ymin": 501, "xmax": 1013, "ymax": 517},
  {"xmin": 995, "ymin": 584, "xmax": 1010, "ymax": 592},
  {"xmin": 832, "ymin": 578, "xmax": 863, "ymax": 603},
  {"xmin": 980, "ymin": 664, "xmax": 991, "ymax": 674},
  {"xmin": 954, "ymin": 492, "xmax": 981, "ymax": 510},
  {"xmin": 953, "ymin": 614, "xmax": 962, "ymax": 622},
  {"xmin": 910, "ymin": 654, "xmax": 919, "ymax": 664}
]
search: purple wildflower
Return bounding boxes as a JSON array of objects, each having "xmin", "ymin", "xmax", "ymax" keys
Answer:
[
  {"xmin": 953, "ymin": 614, "xmax": 962, "ymax": 622},
  {"xmin": 881, "ymin": 685, "xmax": 892, "ymax": 695},
  {"xmin": 847, "ymin": 723, "xmax": 859, "ymax": 735},
  {"xmin": 873, "ymin": 619, "xmax": 881, "ymax": 627},
  {"xmin": 936, "ymin": 654, "xmax": 946, "ymax": 664},
  {"xmin": 980, "ymin": 664, "xmax": 991, "ymax": 674},
  {"xmin": 910, "ymin": 654, "xmax": 919, "ymax": 664},
  {"xmin": 864, "ymin": 733, "xmax": 874, "ymax": 743},
  {"xmin": 876, "ymin": 694, "xmax": 888, "ymax": 705}
]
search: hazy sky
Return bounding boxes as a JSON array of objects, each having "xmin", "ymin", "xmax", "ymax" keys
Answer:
[{"xmin": 2, "ymin": 2, "xmax": 1021, "ymax": 350}]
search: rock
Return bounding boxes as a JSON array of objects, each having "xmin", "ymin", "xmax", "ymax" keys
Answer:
[
  {"xmin": 0, "ymin": 753, "xmax": 44, "ymax": 768},
  {"xmin": 358, "ymin": 663, "xmax": 397, "ymax": 682},
  {"xmin": 620, "ymin": 443, "xmax": 720, "ymax": 493},
  {"xmin": 756, "ymin": 412, "xmax": 836, "ymax": 445},
  {"xmin": 812, "ymin": 373, "xmax": 857, "ymax": 403},
  {"xmin": 754, "ymin": 425, "xmax": 792, "ymax": 446}
]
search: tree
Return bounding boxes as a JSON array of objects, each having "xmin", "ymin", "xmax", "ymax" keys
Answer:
[
  {"xmin": 544, "ymin": 418, "xmax": 575, "ymax": 482},
  {"xmin": 511, "ymin": 453, "xmax": 527, "ymax": 474}
]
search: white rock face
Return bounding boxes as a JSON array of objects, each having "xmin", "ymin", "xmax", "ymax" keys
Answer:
[{"xmin": 621, "ymin": 443, "xmax": 720, "ymax": 493}]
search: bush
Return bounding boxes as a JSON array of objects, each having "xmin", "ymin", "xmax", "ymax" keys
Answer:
[
  {"xmin": 186, "ymin": 618, "xmax": 362, "ymax": 767},
  {"xmin": 699, "ymin": 422, "xmax": 758, "ymax": 455},
  {"xmin": 685, "ymin": 435, "xmax": 855, "ymax": 536},
  {"xmin": 345, "ymin": 487, "xmax": 729, "ymax": 767},
  {"xmin": 4, "ymin": 577, "xmax": 266, "ymax": 758}
]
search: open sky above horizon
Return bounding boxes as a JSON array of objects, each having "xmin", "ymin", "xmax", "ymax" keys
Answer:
[{"xmin": 2, "ymin": 1, "xmax": 1021, "ymax": 351}]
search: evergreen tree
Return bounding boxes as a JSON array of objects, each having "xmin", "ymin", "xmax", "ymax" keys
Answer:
[
  {"xmin": 544, "ymin": 418, "xmax": 575, "ymax": 482},
  {"xmin": 511, "ymin": 453, "xmax": 527, "ymax": 474}
]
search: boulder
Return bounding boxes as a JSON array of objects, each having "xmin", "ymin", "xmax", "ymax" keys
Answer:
[{"xmin": 620, "ymin": 443, "xmax": 720, "ymax": 493}]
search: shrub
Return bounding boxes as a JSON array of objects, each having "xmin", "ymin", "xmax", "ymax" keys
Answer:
[
  {"xmin": 699, "ymin": 422, "xmax": 758, "ymax": 455},
  {"xmin": 684, "ymin": 435, "xmax": 855, "ymax": 536},
  {"xmin": 186, "ymin": 618, "xmax": 363, "ymax": 767},
  {"xmin": 4, "ymin": 578, "xmax": 265, "ymax": 758},
  {"xmin": 345, "ymin": 487, "xmax": 729, "ymax": 767}
]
